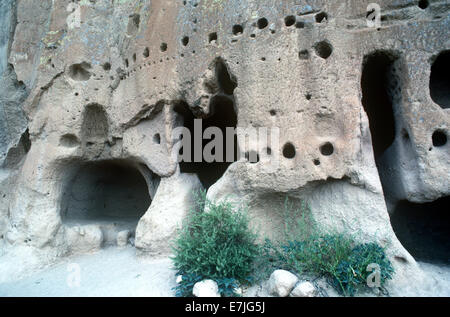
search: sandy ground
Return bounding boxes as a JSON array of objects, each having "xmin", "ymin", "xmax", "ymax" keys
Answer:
[
  {"xmin": 0, "ymin": 246, "xmax": 177, "ymax": 297},
  {"xmin": 417, "ymin": 262, "xmax": 450, "ymax": 296},
  {"xmin": 0, "ymin": 244, "xmax": 448, "ymax": 297}
]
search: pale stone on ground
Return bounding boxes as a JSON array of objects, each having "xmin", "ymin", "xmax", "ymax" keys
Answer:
[
  {"xmin": 269, "ymin": 270, "xmax": 299, "ymax": 297},
  {"xmin": 116, "ymin": 230, "xmax": 130, "ymax": 247},
  {"xmin": 193, "ymin": 280, "xmax": 221, "ymax": 298},
  {"xmin": 64, "ymin": 225, "xmax": 103, "ymax": 254},
  {"xmin": 290, "ymin": 281, "xmax": 317, "ymax": 297}
]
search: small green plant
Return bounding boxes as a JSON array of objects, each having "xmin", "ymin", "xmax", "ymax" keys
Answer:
[
  {"xmin": 279, "ymin": 234, "xmax": 353, "ymax": 278},
  {"xmin": 174, "ymin": 273, "xmax": 203, "ymax": 297},
  {"xmin": 333, "ymin": 243, "xmax": 394, "ymax": 296},
  {"xmin": 216, "ymin": 277, "xmax": 241, "ymax": 297},
  {"xmin": 172, "ymin": 190, "xmax": 259, "ymax": 297}
]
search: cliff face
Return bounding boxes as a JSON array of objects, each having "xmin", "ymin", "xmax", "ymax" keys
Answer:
[
  {"xmin": 0, "ymin": 0, "xmax": 28, "ymax": 238},
  {"xmin": 0, "ymin": 0, "xmax": 449, "ymax": 294}
]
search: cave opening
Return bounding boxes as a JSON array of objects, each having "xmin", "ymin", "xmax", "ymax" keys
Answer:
[
  {"xmin": 361, "ymin": 51, "xmax": 399, "ymax": 159},
  {"xmin": 430, "ymin": 50, "xmax": 450, "ymax": 109},
  {"xmin": 361, "ymin": 52, "xmax": 450, "ymax": 264},
  {"xmin": 175, "ymin": 96, "xmax": 238, "ymax": 190},
  {"xmin": 61, "ymin": 160, "xmax": 153, "ymax": 230},
  {"xmin": 81, "ymin": 103, "xmax": 108, "ymax": 144},
  {"xmin": 216, "ymin": 60, "xmax": 237, "ymax": 95},
  {"xmin": 390, "ymin": 197, "xmax": 450, "ymax": 264},
  {"xmin": 68, "ymin": 62, "xmax": 91, "ymax": 81},
  {"xmin": 174, "ymin": 60, "xmax": 239, "ymax": 190}
]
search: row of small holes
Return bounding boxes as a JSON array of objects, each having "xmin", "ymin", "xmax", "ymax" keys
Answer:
[
  {"xmin": 281, "ymin": 142, "xmax": 334, "ymax": 159},
  {"xmin": 245, "ymin": 140, "xmax": 334, "ymax": 164},
  {"xmin": 125, "ymin": 2, "xmax": 432, "ymax": 67},
  {"xmin": 124, "ymin": 11, "xmax": 333, "ymax": 68}
]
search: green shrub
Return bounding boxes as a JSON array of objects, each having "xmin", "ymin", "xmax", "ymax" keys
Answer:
[
  {"xmin": 333, "ymin": 243, "xmax": 394, "ymax": 296},
  {"xmin": 173, "ymin": 194, "xmax": 394, "ymax": 297},
  {"xmin": 279, "ymin": 234, "xmax": 353, "ymax": 277},
  {"xmin": 172, "ymin": 191, "xmax": 259, "ymax": 296},
  {"xmin": 216, "ymin": 277, "xmax": 241, "ymax": 297},
  {"xmin": 256, "ymin": 197, "xmax": 394, "ymax": 296}
]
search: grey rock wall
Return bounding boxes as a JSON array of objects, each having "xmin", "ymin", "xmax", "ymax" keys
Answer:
[{"xmin": 0, "ymin": 0, "xmax": 28, "ymax": 167}]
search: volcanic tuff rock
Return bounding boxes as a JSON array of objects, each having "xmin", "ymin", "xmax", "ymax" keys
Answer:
[{"xmin": 0, "ymin": 0, "xmax": 449, "ymax": 296}]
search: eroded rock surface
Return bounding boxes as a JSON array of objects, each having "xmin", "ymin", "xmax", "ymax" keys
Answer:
[{"xmin": 0, "ymin": 0, "xmax": 448, "ymax": 296}]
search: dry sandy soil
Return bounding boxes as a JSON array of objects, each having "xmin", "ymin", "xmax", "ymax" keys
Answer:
[{"xmin": 0, "ymin": 246, "xmax": 177, "ymax": 297}]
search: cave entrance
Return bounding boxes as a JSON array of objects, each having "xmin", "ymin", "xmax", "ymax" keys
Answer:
[
  {"xmin": 361, "ymin": 50, "xmax": 399, "ymax": 160},
  {"xmin": 361, "ymin": 51, "xmax": 450, "ymax": 264},
  {"xmin": 390, "ymin": 197, "xmax": 450, "ymax": 264},
  {"xmin": 430, "ymin": 50, "xmax": 450, "ymax": 109},
  {"xmin": 175, "ymin": 60, "xmax": 238, "ymax": 190},
  {"xmin": 175, "ymin": 96, "xmax": 238, "ymax": 190},
  {"xmin": 61, "ymin": 160, "xmax": 154, "ymax": 232}
]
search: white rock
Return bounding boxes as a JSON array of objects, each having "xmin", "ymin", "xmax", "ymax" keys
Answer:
[
  {"xmin": 193, "ymin": 279, "xmax": 221, "ymax": 297},
  {"xmin": 269, "ymin": 270, "xmax": 299, "ymax": 297},
  {"xmin": 290, "ymin": 281, "xmax": 316, "ymax": 297},
  {"xmin": 176, "ymin": 275, "xmax": 183, "ymax": 284},
  {"xmin": 116, "ymin": 230, "xmax": 130, "ymax": 247},
  {"xmin": 65, "ymin": 225, "xmax": 103, "ymax": 254}
]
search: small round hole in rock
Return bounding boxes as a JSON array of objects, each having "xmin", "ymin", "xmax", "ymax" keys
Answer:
[
  {"xmin": 305, "ymin": 93, "xmax": 312, "ymax": 100},
  {"xmin": 418, "ymin": 0, "xmax": 429, "ymax": 9},
  {"xmin": 432, "ymin": 130, "xmax": 447, "ymax": 147},
  {"xmin": 68, "ymin": 62, "xmax": 92, "ymax": 81},
  {"xmin": 232, "ymin": 24, "xmax": 243, "ymax": 35},
  {"xmin": 314, "ymin": 40, "xmax": 333, "ymax": 59},
  {"xmin": 315, "ymin": 12, "xmax": 328, "ymax": 23},
  {"xmin": 160, "ymin": 43, "xmax": 168, "ymax": 52},
  {"xmin": 314, "ymin": 159, "xmax": 321, "ymax": 166},
  {"xmin": 320, "ymin": 142, "xmax": 334, "ymax": 156},
  {"xmin": 257, "ymin": 18, "xmax": 268, "ymax": 29},
  {"xmin": 299, "ymin": 50, "xmax": 309, "ymax": 60},
  {"xmin": 283, "ymin": 142, "xmax": 296, "ymax": 159},
  {"xmin": 285, "ymin": 15, "xmax": 296, "ymax": 27},
  {"xmin": 269, "ymin": 110, "xmax": 276, "ymax": 116},
  {"xmin": 102, "ymin": 62, "xmax": 111, "ymax": 71},
  {"xmin": 182, "ymin": 36, "xmax": 189, "ymax": 46},
  {"xmin": 143, "ymin": 47, "xmax": 149, "ymax": 58},
  {"xmin": 209, "ymin": 32, "xmax": 217, "ymax": 43}
]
